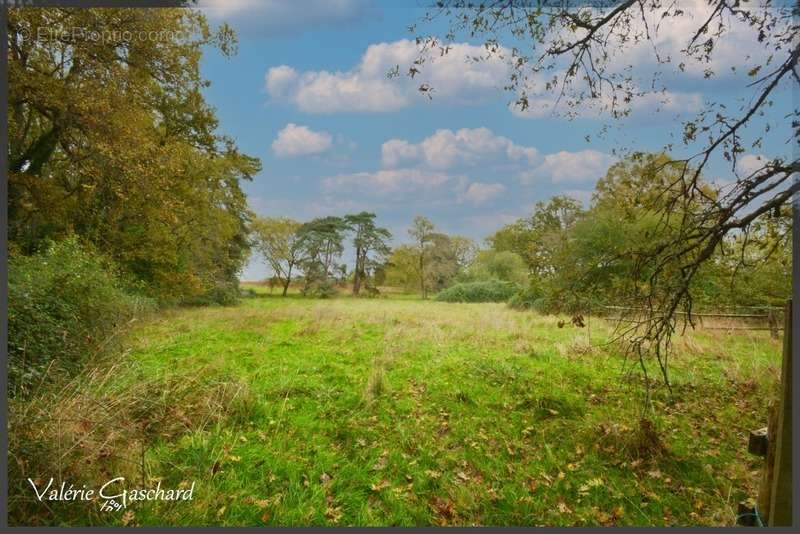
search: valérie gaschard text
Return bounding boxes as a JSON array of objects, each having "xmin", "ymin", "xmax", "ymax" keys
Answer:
[{"xmin": 28, "ymin": 477, "xmax": 195, "ymax": 510}]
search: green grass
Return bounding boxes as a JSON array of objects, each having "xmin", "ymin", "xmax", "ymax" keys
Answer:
[{"xmin": 10, "ymin": 289, "xmax": 783, "ymax": 526}]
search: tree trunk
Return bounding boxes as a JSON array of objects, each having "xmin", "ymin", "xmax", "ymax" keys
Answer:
[
  {"xmin": 353, "ymin": 247, "xmax": 362, "ymax": 295},
  {"xmin": 282, "ymin": 265, "xmax": 293, "ymax": 297},
  {"xmin": 419, "ymin": 250, "xmax": 426, "ymax": 299}
]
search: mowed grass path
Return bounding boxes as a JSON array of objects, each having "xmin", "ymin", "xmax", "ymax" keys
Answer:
[{"xmin": 61, "ymin": 289, "xmax": 786, "ymax": 525}]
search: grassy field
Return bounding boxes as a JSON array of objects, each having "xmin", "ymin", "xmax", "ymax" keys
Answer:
[{"xmin": 10, "ymin": 286, "xmax": 783, "ymax": 526}]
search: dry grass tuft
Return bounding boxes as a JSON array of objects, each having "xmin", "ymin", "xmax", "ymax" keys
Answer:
[
  {"xmin": 595, "ymin": 418, "xmax": 668, "ymax": 461},
  {"xmin": 7, "ymin": 361, "xmax": 258, "ymax": 525}
]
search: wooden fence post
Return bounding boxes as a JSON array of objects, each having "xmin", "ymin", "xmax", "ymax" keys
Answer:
[
  {"xmin": 756, "ymin": 401, "xmax": 778, "ymax": 523},
  {"xmin": 768, "ymin": 309, "xmax": 779, "ymax": 340},
  {"xmin": 767, "ymin": 299, "xmax": 792, "ymax": 525}
]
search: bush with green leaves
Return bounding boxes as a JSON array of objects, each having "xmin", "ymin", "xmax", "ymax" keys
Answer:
[
  {"xmin": 8, "ymin": 237, "xmax": 155, "ymax": 396},
  {"xmin": 508, "ymin": 285, "xmax": 544, "ymax": 310},
  {"xmin": 435, "ymin": 279, "xmax": 518, "ymax": 303},
  {"xmin": 302, "ymin": 278, "xmax": 338, "ymax": 299},
  {"xmin": 181, "ymin": 280, "xmax": 242, "ymax": 307}
]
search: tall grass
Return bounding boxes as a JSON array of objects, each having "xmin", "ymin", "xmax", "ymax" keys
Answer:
[{"xmin": 7, "ymin": 356, "xmax": 261, "ymax": 525}]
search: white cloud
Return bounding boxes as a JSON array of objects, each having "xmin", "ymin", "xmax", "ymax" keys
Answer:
[
  {"xmin": 322, "ymin": 168, "xmax": 454, "ymax": 195},
  {"xmin": 626, "ymin": 1, "xmax": 776, "ymax": 81},
  {"xmin": 271, "ymin": 123, "xmax": 332, "ymax": 157},
  {"xmin": 381, "ymin": 139, "xmax": 421, "ymax": 168},
  {"xmin": 462, "ymin": 182, "xmax": 506, "ymax": 205},
  {"xmin": 510, "ymin": 87, "xmax": 704, "ymax": 120},
  {"xmin": 265, "ymin": 39, "xmax": 509, "ymax": 114},
  {"xmin": 265, "ymin": 65, "xmax": 299, "ymax": 98},
  {"xmin": 509, "ymin": 1, "xmax": 777, "ymax": 121},
  {"xmin": 257, "ymin": 2, "xmax": 780, "ymax": 121},
  {"xmin": 521, "ymin": 150, "xmax": 614, "ymax": 184},
  {"xmin": 462, "ymin": 212, "xmax": 521, "ymax": 232},
  {"xmin": 382, "ymin": 127, "xmax": 538, "ymax": 170},
  {"xmin": 376, "ymin": 128, "xmax": 612, "ymax": 199}
]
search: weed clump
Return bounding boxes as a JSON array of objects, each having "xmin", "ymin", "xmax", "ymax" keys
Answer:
[
  {"xmin": 596, "ymin": 418, "xmax": 668, "ymax": 460},
  {"xmin": 364, "ymin": 356, "xmax": 391, "ymax": 403}
]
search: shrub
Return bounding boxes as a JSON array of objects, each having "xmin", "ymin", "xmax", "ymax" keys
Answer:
[
  {"xmin": 181, "ymin": 280, "xmax": 241, "ymax": 306},
  {"xmin": 435, "ymin": 279, "xmax": 518, "ymax": 303},
  {"xmin": 239, "ymin": 286, "xmax": 258, "ymax": 298},
  {"xmin": 508, "ymin": 286, "xmax": 540, "ymax": 310},
  {"xmin": 8, "ymin": 237, "xmax": 154, "ymax": 396},
  {"xmin": 302, "ymin": 278, "xmax": 338, "ymax": 299},
  {"xmin": 508, "ymin": 280, "xmax": 557, "ymax": 312}
]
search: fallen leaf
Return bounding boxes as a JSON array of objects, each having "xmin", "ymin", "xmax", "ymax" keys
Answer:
[
  {"xmin": 594, "ymin": 509, "xmax": 612, "ymax": 525},
  {"xmin": 121, "ymin": 510, "xmax": 135, "ymax": 526},
  {"xmin": 250, "ymin": 498, "xmax": 270, "ymax": 509},
  {"xmin": 371, "ymin": 479, "xmax": 391, "ymax": 492},
  {"xmin": 588, "ymin": 477, "xmax": 603, "ymax": 487},
  {"xmin": 325, "ymin": 505, "xmax": 342, "ymax": 523},
  {"xmin": 430, "ymin": 496, "xmax": 455, "ymax": 519}
]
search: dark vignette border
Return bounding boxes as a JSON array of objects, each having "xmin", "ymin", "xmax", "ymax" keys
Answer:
[{"xmin": 0, "ymin": 0, "xmax": 796, "ymax": 531}]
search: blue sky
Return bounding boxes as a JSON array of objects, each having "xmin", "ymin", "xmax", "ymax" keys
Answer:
[{"xmin": 195, "ymin": 1, "xmax": 795, "ymax": 280}]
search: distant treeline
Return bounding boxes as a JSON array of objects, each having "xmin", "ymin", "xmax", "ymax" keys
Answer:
[{"xmin": 254, "ymin": 152, "xmax": 791, "ymax": 312}]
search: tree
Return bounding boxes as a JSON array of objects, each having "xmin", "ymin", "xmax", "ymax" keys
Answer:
[
  {"xmin": 449, "ymin": 236, "xmax": 478, "ymax": 272},
  {"xmin": 344, "ymin": 212, "xmax": 392, "ymax": 295},
  {"xmin": 488, "ymin": 195, "xmax": 584, "ymax": 279},
  {"xmin": 296, "ymin": 216, "xmax": 348, "ymax": 295},
  {"xmin": 410, "ymin": 2, "xmax": 798, "ymax": 394},
  {"xmin": 408, "ymin": 216, "xmax": 436, "ymax": 298},
  {"xmin": 6, "ymin": 7, "xmax": 258, "ymax": 304},
  {"xmin": 467, "ymin": 250, "xmax": 528, "ymax": 286},
  {"xmin": 251, "ymin": 217, "xmax": 304, "ymax": 297},
  {"xmin": 384, "ymin": 245, "xmax": 421, "ymax": 292},
  {"xmin": 424, "ymin": 232, "xmax": 463, "ymax": 293}
]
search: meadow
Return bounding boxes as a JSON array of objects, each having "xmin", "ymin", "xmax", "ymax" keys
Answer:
[{"xmin": 9, "ymin": 285, "xmax": 782, "ymax": 526}]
